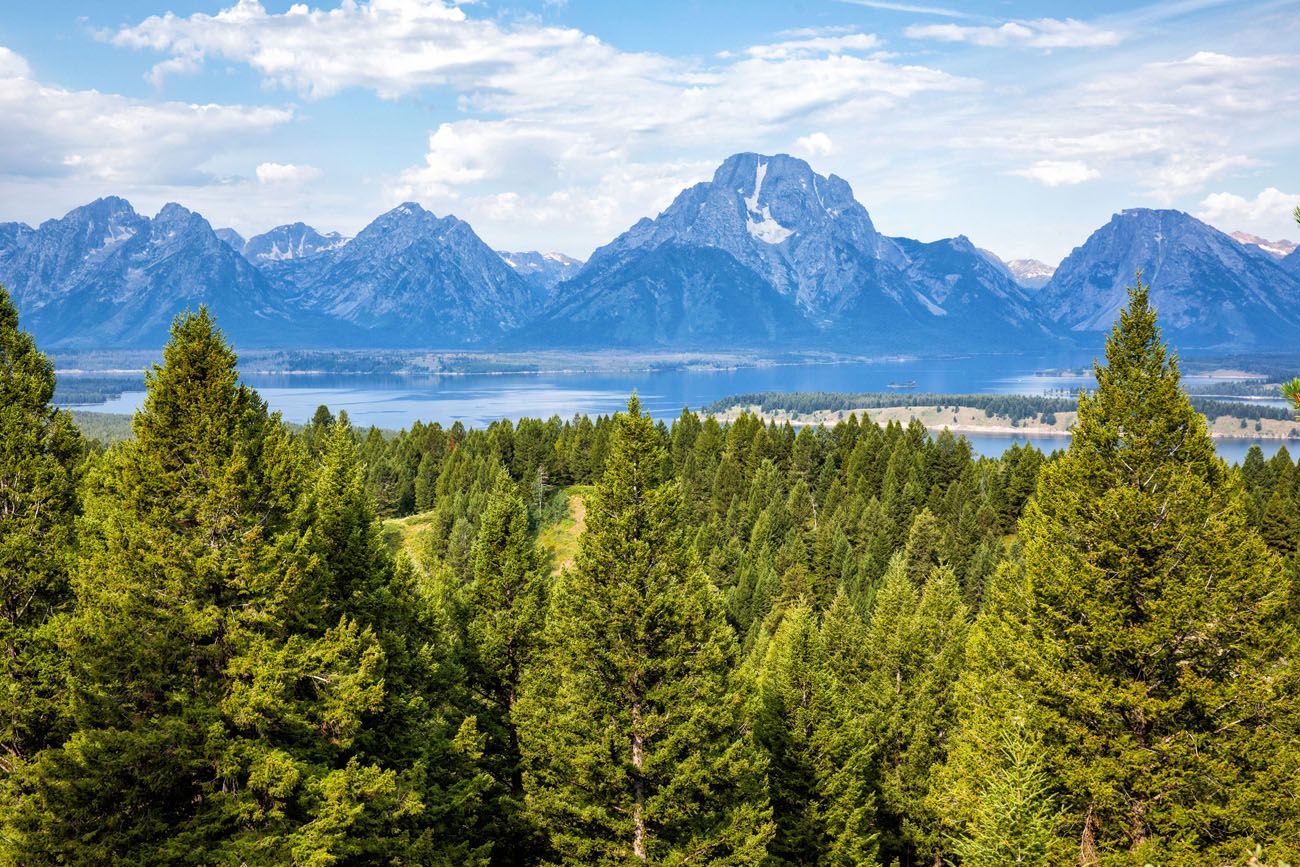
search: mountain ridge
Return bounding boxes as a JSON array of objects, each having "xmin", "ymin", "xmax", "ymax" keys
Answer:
[{"xmin": 3, "ymin": 155, "xmax": 1298, "ymax": 352}]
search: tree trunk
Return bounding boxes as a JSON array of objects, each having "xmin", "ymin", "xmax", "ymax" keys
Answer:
[{"xmin": 632, "ymin": 703, "xmax": 647, "ymax": 862}]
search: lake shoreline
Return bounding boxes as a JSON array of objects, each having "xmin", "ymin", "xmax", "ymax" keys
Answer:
[{"xmin": 714, "ymin": 404, "xmax": 1300, "ymax": 442}]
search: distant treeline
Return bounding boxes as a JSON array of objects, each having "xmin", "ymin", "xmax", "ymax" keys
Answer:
[
  {"xmin": 52, "ymin": 375, "xmax": 143, "ymax": 405},
  {"xmin": 708, "ymin": 390, "xmax": 1296, "ymax": 423}
]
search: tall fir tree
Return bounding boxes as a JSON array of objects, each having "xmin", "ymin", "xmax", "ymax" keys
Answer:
[
  {"xmin": 457, "ymin": 468, "xmax": 549, "ymax": 864},
  {"xmin": 947, "ymin": 717, "xmax": 1059, "ymax": 867},
  {"xmin": 0, "ymin": 285, "xmax": 83, "ymax": 771},
  {"xmin": 4, "ymin": 311, "xmax": 436, "ymax": 865},
  {"xmin": 518, "ymin": 395, "xmax": 773, "ymax": 864},
  {"xmin": 863, "ymin": 555, "xmax": 968, "ymax": 864},
  {"xmin": 937, "ymin": 280, "xmax": 1299, "ymax": 864},
  {"xmin": 750, "ymin": 599, "xmax": 880, "ymax": 865}
]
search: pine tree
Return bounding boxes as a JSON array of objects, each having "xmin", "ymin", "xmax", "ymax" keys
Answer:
[
  {"xmin": 518, "ymin": 395, "xmax": 773, "ymax": 864},
  {"xmin": 864, "ymin": 555, "xmax": 968, "ymax": 864},
  {"xmin": 5, "ymin": 311, "xmax": 432, "ymax": 864},
  {"xmin": 750, "ymin": 599, "xmax": 880, "ymax": 865},
  {"xmin": 459, "ymin": 468, "xmax": 548, "ymax": 863},
  {"xmin": 0, "ymin": 285, "xmax": 83, "ymax": 771},
  {"xmin": 938, "ymin": 280, "xmax": 1299, "ymax": 863},
  {"xmin": 947, "ymin": 716, "xmax": 1059, "ymax": 867}
]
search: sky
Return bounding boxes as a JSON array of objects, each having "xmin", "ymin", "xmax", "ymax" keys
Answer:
[{"xmin": 1, "ymin": 0, "xmax": 1298, "ymax": 263}]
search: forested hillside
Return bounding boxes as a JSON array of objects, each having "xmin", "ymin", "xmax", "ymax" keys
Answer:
[{"xmin": 1, "ymin": 281, "xmax": 1298, "ymax": 865}]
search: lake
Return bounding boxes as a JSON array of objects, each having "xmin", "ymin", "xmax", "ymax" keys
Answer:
[{"xmin": 68, "ymin": 351, "xmax": 1300, "ymax": 463}]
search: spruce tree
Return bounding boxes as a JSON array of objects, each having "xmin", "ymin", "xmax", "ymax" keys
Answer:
[
  {"xmin": 6, "ymin": 311, "xmax": 428, "ymax": 864},
  {"xmin": 750, "ymin": 599, "xmax": 880, "ymax": 865},
  {"xmin": 948, "ymin": 717, "xmax": 1058, "ymax": 867},
  {"xmin": 938, "ymin": 281, "xmax": 1299, "ymax": 863},
  {"xmin": 459, "ymin": 468, "xmax": 548, "ymax": 863},
  {"xmin": 863, "ymin": 555, "xmax": 968, "ymax": 864},
  {"xmin": 0, "ymin": 285, "xmax": 82, "ymax": 770},
  {"xmin": 519, "ymin": 395, "xmax": 772, "ymax": 864}
]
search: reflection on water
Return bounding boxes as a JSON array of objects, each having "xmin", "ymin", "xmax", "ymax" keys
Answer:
[{"xmin": 68, "ymin": 352, "xmax": 1300, "ymax": 462}]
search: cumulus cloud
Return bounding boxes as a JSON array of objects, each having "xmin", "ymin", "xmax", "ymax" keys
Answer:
[
  {"xmin": 0, "ymin": 46, "xmax": 292, "ymax": 187},
  {"xmin": 795, "ymin": 132, "xmax": 835, "ymax": 157},
  {"xmin": 0, "ymin": 46, "xmax": 31, "ymax": 78},
  {"xmin": 905, "ymin": 18, "xmax": 1122, "ymax": 48},
  {"xmin": 256, "ymin": 162, "xmax": 323, "ymax": 184},
  {"xmin": 1010, "ymin": 160, "xmax": 1099, "ymax": 186},
  {"xmin": 1197, "ymin": 187, "xmax": 1300, "ymax": 238}
]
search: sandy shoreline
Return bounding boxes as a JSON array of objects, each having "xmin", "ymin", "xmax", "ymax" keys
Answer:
[{"xmin": 715, "ymin": 404, "xmax": 1300, "ymax": 441}]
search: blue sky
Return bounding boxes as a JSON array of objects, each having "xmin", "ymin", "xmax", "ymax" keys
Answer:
[{"xmin": 2, "ymin": 0, "xmax": 1298, "ymax": 262}]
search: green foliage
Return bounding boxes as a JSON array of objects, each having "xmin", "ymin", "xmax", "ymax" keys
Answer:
[
  {"xmin": 947, "ymin": 718, "xmax": 1059, "ymax": 867},
  {"xmin": 938, "ymin": 279, "xmax": 1300, "ymax": 864},
  {"xmin": 0, "ymin": 285, "xmax": 83, "ymax": 771},
  {"xmin": 518, "ymin": 395, "xmax": 774, "ymax": 864},
  {"xmin": 3, "ymin": 282, "xmax": 1295, "ymax": 864},
  {"xmin": 1283, "ymin": 378, "xmax": 1300, "ymax": 420}
]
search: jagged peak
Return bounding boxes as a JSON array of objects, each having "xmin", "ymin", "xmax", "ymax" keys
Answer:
[{"xmin": 155, "ymin": 202, "xmax": 198, "ymax": 223}]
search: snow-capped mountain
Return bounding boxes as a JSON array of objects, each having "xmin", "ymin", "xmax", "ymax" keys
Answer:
[
  {"xmin": 4, "ymin": 171, "xmax": 1298, "ymax": 353},
  {"xmin": 499, "ymin": 250, "xmax": 584, "ymax": 302},
  {"xmin": 1229, "ymin": 231, "xmax": 1297, "ymax": 259},
  {"xmin": 242, "ymin": 222, "xmax": 349, "ymax": 264},
  {"xmin": 0, "ymin": 197, "xmax": 296, "ymax": 348},
  {"xmin": 276, "ymin": 203, "xmax": 537, "ymax": 346},
  {"xmin": 1038, "ymin": 209, "xmax": 1300, "ymax": 349},
  {"xmin": 1006, "ymin": 259, "xmax": 1055, "ymax": 290},
  {"xmin": 528, "ymin": 153, "xmax": 1056, "ymax": 349}
]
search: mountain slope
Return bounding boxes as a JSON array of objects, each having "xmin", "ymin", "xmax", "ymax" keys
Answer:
[
  {"xmin": 286, "ymin": 203, "xmax": 537, "ymax": 346},
  {"xmin": 242, "ymin": 222, "xmax": 348, "ymax": 264},
  {"xmin": 0, "ymin": 198, "xmax": 296, "ymax": 348},
  {"xmin": 1038, "ymin": 209, "xmax": 1300, "ymax": 349},
  {"xmin": 532, "ymin": 152, "xmax": 1059, "ymax": 350},
  {"xmin": 526, "ymin": 243, "xmax": 812, "ymax": 347}
]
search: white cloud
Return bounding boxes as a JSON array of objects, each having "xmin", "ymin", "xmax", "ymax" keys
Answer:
[
  {"xmin": 0, "ymin": 46, "xmax": 292, "ymax": 187},
  {"xmin": 1197, "ymin": 187, "xmax": 1300, "ymax": 238},
  {"xmin": 0, "ymin": 47, "xmax": 31, "ymax": 78},
  {"xmin": 836, "ymin": 0, "xmax": 973, "ymax": 18},
  {"xmin": 1010, "ymin": 160, "xmax": 1100, "ymax": 186},
  {"xmin": 256, "ymin": 162, "xmax": 323, "ymax": 184},
  {"xmin": 905, "ymin": 18, "xmax": 1122, "ymax": 48},
  {"xmin": 743, "ymin": 33, "xmax": 881, "ymax": 60},
  {"xmin": 795, "ymin": 132, "xmax": 835, "ymax": 157}
]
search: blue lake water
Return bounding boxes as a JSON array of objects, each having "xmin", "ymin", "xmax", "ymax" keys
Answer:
[{"xmin": 69, "ymin": 352, "xmax": 1300, "ymax": 463}]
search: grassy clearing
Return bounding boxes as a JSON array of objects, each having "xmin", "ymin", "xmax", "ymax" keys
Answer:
[
  {"xmin": 380, "ymin": 510, "xmax": 437, "ymax": 563},
  {"xmin": 537, "ymin": 485, "xmax": 591, "ymax": 574}
]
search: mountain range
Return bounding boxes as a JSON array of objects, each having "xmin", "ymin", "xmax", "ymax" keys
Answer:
[{"xmin": 2, "ymin": 152, "xmax": 1298, "ymax": 353}]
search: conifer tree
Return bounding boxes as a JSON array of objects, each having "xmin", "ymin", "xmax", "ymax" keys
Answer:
[
  {"xmin": 519, "ymin": 395, "xmax": 772, "ymax": 864},
  {"xmin": 948, "ymin": 717, "xmax": 1058, "ymax": 867},
  {"xmin": 751, "ymin": 599, "xmax": 880, "ymax": 865},
  {"xmin": 938, "ymin": 280, "xmax": 1299, "ymax": 863},
  {"xmin": 863, "ymin": 556, "xmax": 968, "ymax": 863},
  {"xmin": 0, "ymin": 285, "xmax": 82, "ymax": 770},
  {"xmin": 5, "ymin": 311, "xmax": 431, "ymax": 865},
  {"xmin": 458, "ymin": 468, "xmax": 548, "ymax": 863}
]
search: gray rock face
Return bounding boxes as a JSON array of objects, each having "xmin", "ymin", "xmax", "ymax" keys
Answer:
[
  {"xmin": 280, "ymin": 203, "xmax": 538, "ymax": 347},
  {"xmin": 0, "ymin": 197, "xmax": 295, "ymax": 348},
  {"xmin": 499, "ymin": 250, "xmax": 584, "ymax": 303},
  {"xmin": 535, "ymin": 152, "xmax": 1057, "ymax": 350},
  {"xmin": 242, "ymin": 222, "xmax": 348, "ymax": 264},
  {"xmin": 214, "ymin": 227, "xmax": 246, "ymax": 251},
  {"xmin": 1037, "ymin": 209, "xmax": 1300, "ymax": 350}
]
